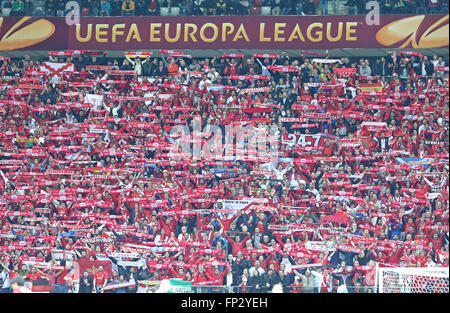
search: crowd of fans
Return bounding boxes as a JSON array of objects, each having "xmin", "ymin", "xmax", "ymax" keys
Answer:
[
  {"xmin": 0, "ymin": 48, "xmax": 448, "ymax": 293},
  {"xmin": 0, "ymin": 0, "xmax": 448, "ymax": 17}
]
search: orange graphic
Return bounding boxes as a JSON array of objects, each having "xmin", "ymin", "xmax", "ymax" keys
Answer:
[
  {"xmin": 0, "ymin": 17, "xmax": 55, "ymax": 50},
  {"xmin": 376, "ymin": 14, "xmax": 449, "ymax": 48}
]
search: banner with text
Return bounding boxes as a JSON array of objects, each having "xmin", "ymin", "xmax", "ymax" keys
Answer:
[{"xmin": 0, "ymin": 15, "xmax": 447, "ymax": 51}]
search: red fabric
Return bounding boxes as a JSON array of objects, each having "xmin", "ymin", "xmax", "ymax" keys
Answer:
[{"xmin": 321, "ymin": 214, "xmax": 351, "ymax": 227}]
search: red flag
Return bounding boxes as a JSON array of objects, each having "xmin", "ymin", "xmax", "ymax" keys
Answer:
[{"xmin": 74, "ymin": 259, "xmax": 113, "ymax": 276}]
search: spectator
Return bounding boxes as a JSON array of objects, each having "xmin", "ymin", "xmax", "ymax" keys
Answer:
[
  {"xmin": 177, "ymin": 0, "xmax": 192, "ymax": 15},
  {"xmin": 270, "ymin": 0, "xmax": 282, "ymax": 15},
  {"xmin": 54, "ymin": 262, "xmax": 69, "ymax": 293},
  {"xmin": 359, "ymin": 61, "xmax": 372, "ymax": 77},
  {"xmin": 121, "ymin": 0, "xmax": 135, "ymax": 15},
  {"xmin": 261, "ymin": 268, "xmax": 280, "ymax": 292},
  {"xmin": 204, "ymin": 0, "xmax": 216, "ymax": 15},
  {"xmin": 311, "ymin": 267, "xmax": 333, "ymax": 293},
  {"xmin": 416, "ymin": 0, "xmax": 428, "ymax": 12},
  {"xmin": 393, "ymin": 0, "xmax": 407, "ymax": 14},
  {"xmin": 141, "ymin": 56, "xmax": 154, "ymax": 76},
  {"xmin": 23, "ymin": 0, "xmax": 32, "ymax": 15},
  {"xmin": 216, "ymin": 0, "xmax": 226, "ymax": 15},
  {"xmin": 63, "ymin": 267, "xmax": 80, "ymax": 293},
  {"xmin": 100, "ymin": 0, "xmax": 111, "ymax": 15},
  {"xmin": 191, "ymin": 0, "xmax": 204, "ymax": 15},
  {"xmin": 236, "ymin": 0, "xmax": 250, "ymax": 15},
  {"xmin": 246, "ymin": 267, "xmax": 263, "ymax": 292},
  {"xmin": 78, "ymin": 270, "xmax": 94, "ymax": 293},
  {"xmin": 294, "ymin": 269, "xmax": 315, "ymax": 293},
  {"xmin": 93, "ymin": 265, "xmax": 109, "ymax": 293},
  {"xmin": 0, "ymin": 262, "xmax": 11, "ymax": 293},
  {"xmin": 82, "ymin": 0, "xmax": 100, "ymax": 16},
  {"xmin": 11, "ymin": 0, "xmax": 24, "ymax": 16},
  {"xmin": 147, "ymin": 0, "xmax": 158, "ymax": 15},
  {"xmin": 320, "ymin": 0, "xmax": 328, "ymax": 15},
  {"xmin": 344, "ymin": 0, "xmax": 358, "ymax": 14},
  {"xmin": 281, "ymin": 0, "xmax": 294, "ymax": 15},
  {"xmin": 379, "ymin": 0, "xmax": 394, "ymax": 14},
  {"xmin": 45, "ymin": 0, "xmax": 57, "ymax": 15},
  {"xmin": 10, "ymin": 276, "xmax": 31, "ymax": 293},
  {"xmin": 125, "ymin": 55, "xmax": 143, "ymax": 76},
  {"xmin": 134, "ymin": 0, "xmax": 146, "ymax": 13},
  {"xmin": 115, "ymin": 274, "xmax": 129, "ymax": 293},
  {"xmin": 111, "ymin": 0, "xmax": 123, "ymax": 15},
  {"xmin": 1, "ymin": 0, "xmax": 13, "ymax": 16},
  {"xmin": 428, "ymin": 0, "xmax": 440, "ymax": 13},
  {"xmin": 249, "ymin": 260, "xmax": 266, "ymax": 276},
  {"xmin": 57, "ymin": 0, "xmax": 69, "ymax": 16},
  {"xmin": 421, "ymin": 56, "xmax": 435, "ymax": 77},
  {"xmin": 167, "ymin": 57, "xmax": 179, "ymax": 76}
]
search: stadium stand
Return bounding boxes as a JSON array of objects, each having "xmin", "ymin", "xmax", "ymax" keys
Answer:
[
  {"xmin": 0, "ymin": 0, "xmax": 448, "ymax": 295},
  {"xmin": 0, "ymin": 48, "xmax": 448, "ymax": 293}
]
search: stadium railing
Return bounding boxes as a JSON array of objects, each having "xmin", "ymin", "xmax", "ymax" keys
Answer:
[{"xmin": 189, "ymin": 284, "xmax": 378, "ymax": 293}]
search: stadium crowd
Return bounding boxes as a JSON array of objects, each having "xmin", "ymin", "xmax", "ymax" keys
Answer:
[
  {"xmin": 0, "ymin": 0, "xmax": 448, "ymax": 17},
  {"xmin": 0, "ymin": 48, "xmax": 448, "ymax": 293}
]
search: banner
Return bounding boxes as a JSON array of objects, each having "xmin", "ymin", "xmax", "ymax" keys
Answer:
[
  {"xmin": 74, "ymin": 259, "xmax": 113, "ymax": 276},
  {"xmin": 305, "ymin": 241, "xmax": 335, "ymax": 252},
  {"xmin": 360, "ymin": 83, "xmax": 383, "ymax": 92},
  {"xmin": 215, "ymin": 199, "xmax": 254, "ymax": 214},
  {"xmin": 282, "ymin": 133, "xmax": 324, "ymax": 148},
  {"xmin": 117, "ymin": 260, "xmax": 145, "ymax": 267},
  {"xmin": 334, "ymin": 67, "xmax": 356, "ymax": 77},
  {"xmin": 0, "ymin": 15, "xmax": 447, "ymax": 51},
  {"xmin": 85, "ymin": 94, "xmax": 103, "ymax": 111},
  {"xmin": 321, "ymin": 214, "xmax": 351, "ymax": 226},
  {"xmin": 31, "ymin": 279, "xmax": 51, "ymax": 293},
  {"xmin": 40, "ymin": 62, "xmax": 75, "ymax": 77},
  {"xmin": 396, "ymin": 157, "xmax": 433, "ymax": 170},
  {"xmin": 167, "ymin": 279, "xmax": 192, "ymax": 293},
  {"xmin": 103, "ymin": 281, "xmax": 137, "ymax": 291}
]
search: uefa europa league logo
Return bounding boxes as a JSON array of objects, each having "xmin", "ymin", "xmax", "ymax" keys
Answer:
[
  {"xmin": 376, "ymin": 14, "xmax": 449, "ymax": 48},
  {"xmin": 0, "ymin": 17, "xmax": 55, "ymax": 50}
]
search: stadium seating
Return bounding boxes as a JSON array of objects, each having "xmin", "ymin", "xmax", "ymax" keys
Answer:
[
  {"xmin": 1, "ymin": 8, "xmax": 11, "ymax": 16},
  {"xmin": 260, "ymin": 6, "xmax": 271, "ymax": 15},
  {"xmin": 160, "ymin": 7, "xmax": 170, "ymax": 16},
  {"xmin": 81, "ymin": 7, "xmax": 91, "ymax": 16},
  {"xmin": 250, "ymin": 6, "xmax": 261, "ymax": 15},
  {"xmin": 0, "ymin": 1, "xmax": 448, "ymax": 296},
  {"xmin": 170, "ymin": 7, "xmax": 181, "ymax": 16}
]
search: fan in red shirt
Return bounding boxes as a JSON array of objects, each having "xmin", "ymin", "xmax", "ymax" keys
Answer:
[
  {"xmin": 93, "ymin": 266, "xmax": 109, "ymax": 293},
  {"xmin": 25, "ymin": 267, "xmax": 42, "ymax": 282}
]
